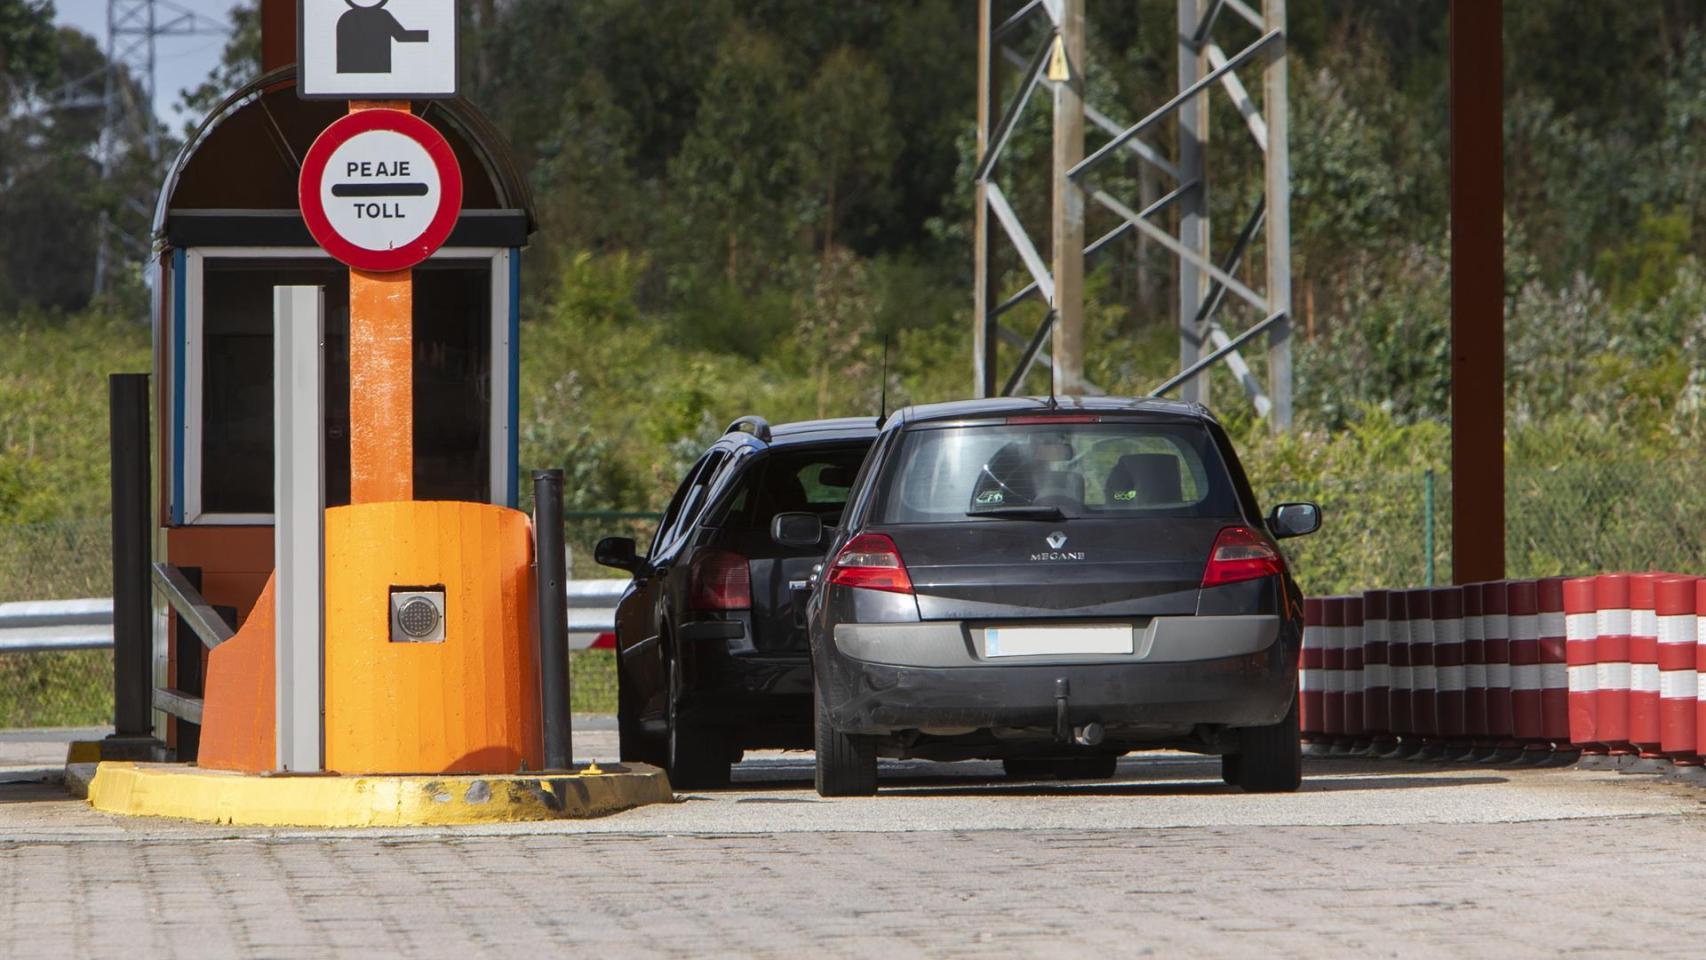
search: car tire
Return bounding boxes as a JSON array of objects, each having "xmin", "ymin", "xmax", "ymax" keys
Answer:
[
  {"xmin": 1219, "ymin": 752, "xmax": 1242, "ymax": 785},
  {"xmin": 1230, "ymin": 693, "xmax": 1302, "ymax": 793},
  {"xmin": 665, "ymin": 654, "xmax": 730, "ymax": 790},
  {"xmin": 1001, "ymin": 756, "xmax": 1052, "ymax": 780},
  {"xmin": 814, "ymin": 671, "xmax": 877, "ymax": 797}
]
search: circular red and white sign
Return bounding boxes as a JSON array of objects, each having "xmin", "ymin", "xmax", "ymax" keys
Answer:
[{"xmin": 299, "ymin": 109, "xmax": 463, "ymax": 272}]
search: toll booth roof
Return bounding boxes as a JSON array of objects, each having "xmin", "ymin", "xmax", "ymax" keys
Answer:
[{"xmin": 152, "ymin": 66, "xmax": 535, "ymax": 252}]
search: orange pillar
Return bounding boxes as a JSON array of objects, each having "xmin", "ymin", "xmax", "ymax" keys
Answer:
[
  {"xmin": 347, "ymin": 101, "xmax": 415, "ymax": 504},
  {"xmin": 349, "ymin": 268, "xmax": 413, "ymax": 502}
]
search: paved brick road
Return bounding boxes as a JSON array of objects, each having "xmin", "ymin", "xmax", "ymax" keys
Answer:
[{"xmin": 3, "ymin": 728, "xmax": 1705, "ymax": 958}]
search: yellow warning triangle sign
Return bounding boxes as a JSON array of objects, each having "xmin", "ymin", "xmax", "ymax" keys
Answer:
[{"xmin": 1047, "ymin": 34, "xmax": 1070, "ymax": 81}]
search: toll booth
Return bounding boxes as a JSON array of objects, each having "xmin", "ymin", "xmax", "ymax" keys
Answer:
[{"xmin": 148, "ymin": 68, "xmax": 535, "ymax": 756}]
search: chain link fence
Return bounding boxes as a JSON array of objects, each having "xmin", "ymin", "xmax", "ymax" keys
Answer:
[
  {"xmin": 0, "ymin": 518, "xmax": 113, "ymax": 728},
  {"xmin": 1268, "ymin": 461, "xmax": 1706, "ymax": 597}
]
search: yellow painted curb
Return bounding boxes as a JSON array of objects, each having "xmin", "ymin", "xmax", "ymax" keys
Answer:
[{"xmin": 86, "ymin": 761, "xmax": 674, "ymax": 827}]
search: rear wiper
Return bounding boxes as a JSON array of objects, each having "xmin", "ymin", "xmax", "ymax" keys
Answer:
[{"xmin": 966, "ymin": 505, "xmax": 1065, "ymax": 520}]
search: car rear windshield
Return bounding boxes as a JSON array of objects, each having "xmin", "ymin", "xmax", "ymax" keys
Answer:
[{"xmin": 874, "ymin": 418, "xmax": 1241, "ymax": 524}]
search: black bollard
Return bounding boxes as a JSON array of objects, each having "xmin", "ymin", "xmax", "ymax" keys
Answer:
[
  {"xmin": 108, "ymin": 374, "xmax": 154, "ymax": 745},
  {"xmin": 533, "ymin": 469, "xmax": 573, "ymax": 770}
]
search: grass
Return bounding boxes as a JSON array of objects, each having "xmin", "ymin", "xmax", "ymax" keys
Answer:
[
  {"xmin": 0, "ymin": 650, "xmax": 112, "ymax": 728},
  {"xmin": 570, "ymin": 648, "xmax": 618, "ymax": 715}
]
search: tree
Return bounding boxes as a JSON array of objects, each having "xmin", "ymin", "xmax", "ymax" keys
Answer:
[
  {"xmin": 794, "ymin": 46, "xmax": 897, "ymax": 258},
  {"xmin": 178, "ymin": 1, "xmax": 259, "ymax": 127},
  {"xmin": 668, "ymin": 25, "xmax": 802, "ymax": 289}
]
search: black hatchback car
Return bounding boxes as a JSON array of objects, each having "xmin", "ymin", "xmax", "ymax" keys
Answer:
[
  {"xmin": 595, "ymin": 415, "xmax": 877, "ymax": 788},
  {"xmin": 796, "ymin": 397, "xmax": 1320, "ymax": 796}
]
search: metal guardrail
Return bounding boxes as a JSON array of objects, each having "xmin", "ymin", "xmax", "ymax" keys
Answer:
[
  {"xmin": 0, "ymin": 579, "xmax": 632, "ymax": 654},
  {"xmin": 0, "ymin": 598, "xmax": 116, "ymax": 654}
]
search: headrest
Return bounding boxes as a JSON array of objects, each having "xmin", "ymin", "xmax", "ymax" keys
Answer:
[{"xmin": 1105, "ymin": 453, "xmax": 1182, "ymax": 506}]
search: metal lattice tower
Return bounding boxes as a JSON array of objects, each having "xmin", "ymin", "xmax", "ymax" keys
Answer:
[
  {"xmin": 93, "ymin": 0, "xmax": 226, "ymax": 296},
  {"xmin": 971, "ymin": 0, "xmax": 1292, "ymax": 429}
]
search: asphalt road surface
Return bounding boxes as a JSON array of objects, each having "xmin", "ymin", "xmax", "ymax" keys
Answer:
[{"xmin": 3, "ymin": 722, "xmax": 1705, "ymax": 958}]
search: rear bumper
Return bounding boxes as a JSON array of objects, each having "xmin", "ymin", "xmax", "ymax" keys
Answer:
[{"xmin": 819, "ymin": 616, "xmax": 1297, "ymax": 735}]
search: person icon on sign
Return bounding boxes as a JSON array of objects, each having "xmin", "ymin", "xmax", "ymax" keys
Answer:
[{"xmin": 337, "ymin": 0, "xmax": 430, "ymax": 74}]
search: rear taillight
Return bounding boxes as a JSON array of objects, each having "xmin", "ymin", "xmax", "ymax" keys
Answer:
[
  {"xmin": 689, "ymin": 548, "xmax": 752, "ymax": 610},
  {"xmin": 1201, "ymin": 526, "xmax": 1286, "ymax": 588},
  {"xmin": 827, "ymin": 533, "xmax": 914, "ymax": 595}
]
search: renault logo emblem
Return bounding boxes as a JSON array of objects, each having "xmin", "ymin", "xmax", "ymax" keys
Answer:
[{"xmin": 1046, "ymin": 531, "xmax": 1068, "ymax": 550}]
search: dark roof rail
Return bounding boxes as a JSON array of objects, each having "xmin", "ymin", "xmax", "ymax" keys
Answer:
[{"xmin": 725, "ymin": 415, "xmax": 773, "ymax": 443}]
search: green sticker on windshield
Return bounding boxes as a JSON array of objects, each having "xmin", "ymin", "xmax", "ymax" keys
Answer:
[
  {"xmin": 1113, "ymin": 489, "xmax": 1137, "ymax": 502},
  {"xmin": 975, "ymin": 490, "xmax": 1005, "ymax": 505}
]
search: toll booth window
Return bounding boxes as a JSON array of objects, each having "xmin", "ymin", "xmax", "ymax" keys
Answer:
[
  {"xmin": 412, "ymin": 262, "xmax": 491, "ymax": 503},
  {"xmin": 201, "ymin": 261, "xmax": 352, "ymax": 514},
  {"xmin": 195, "ymin": 257, "xmax": 493, "ymax": 517}
]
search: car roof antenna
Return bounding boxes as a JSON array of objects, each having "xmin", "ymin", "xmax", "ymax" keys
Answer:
[{"xmin": 877, "ymin": 334, "xmax": 891, "ymax": 426}]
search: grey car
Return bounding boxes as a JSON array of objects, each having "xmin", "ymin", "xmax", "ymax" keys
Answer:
[{"xmin": 787, "ymin": 397, "xmax": 1320, "ymax": 797}]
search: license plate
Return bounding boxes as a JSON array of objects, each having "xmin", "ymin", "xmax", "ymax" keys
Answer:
[{"xmin": 983, "ymin": 625, "xmax": 1134, "ymax": 658}]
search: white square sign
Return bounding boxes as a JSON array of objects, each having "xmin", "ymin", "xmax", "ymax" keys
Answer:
[{"xmin": 298, "ymin": 0, "xmax": 458, "ymax": 100}]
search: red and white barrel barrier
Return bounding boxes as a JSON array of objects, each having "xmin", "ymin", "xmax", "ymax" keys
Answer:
[
  {"xmin": 1387, "ymin": 589, "xmax": 1414, "ymax": 749},
  {"xmin": 1482, "ymin": 581, "xmax": 1515, "ymax": 752},
  {"xmin": 1508, "ymin": 579, "xmax": 1546, "ymax": 758},
  {"xmin": 1655, "ymin": 576, "xmax": 1698, "ymax": 766},
  {"xmin": 1595, "ymin": 573, "xmax": 1633, "ymax": 756},
  {"xmin": 1408, "ymin": 588, "xmax": 1439, "ymax": 751},
  {"xmin": 1463, "ymin": 583, "xmax": 1488, "ymax": 751},
  {"xmin": 1432, "ymin": 586, "xmax": 1467, "ymax": 746},
  {"xmin": 1538, "ymin": 577, "xmax": 1573, "ymax": 756},
  {"xmin": 1629, "ymin": 573, "xmax": 1665, "ymax": 763},
  {"xmin": 1344, "ymin": 595, "xmax": 1367, "ymax": 747},
  {"xmin": 1301, "ymin": 596, "xmax": 1325, "ymax": 745},
  {"xmin": 1696, "ymin": 578, "xmax": 1706, "ymax": 771},
  {"xmin": 1322, "ymin": 596, "xmax": 1347, "ymax": 747},
  {"xmin": 1564, "ymin": 576, "xmax": 1602, "ymax": 751},
  {"xmin": 1363, "ymin": 589, "xmax": 1393, "ymax": 749}
]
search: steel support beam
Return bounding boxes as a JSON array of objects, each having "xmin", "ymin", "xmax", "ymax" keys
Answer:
[
  {"xmin": 1050, "ymin": 0, "xmax": 1085, "ymax": 396},
  {"xmin": 1004, "ymin": 312, "xmax": 1057, "ymax": 397},
  {"xmin": 1151, "ymin": 311, "xmax": 1286, "ymax": 398},
  {"xmin": 1001, "ymin": 46, "xmax": 1183, "ymax": 182},
  {"xmin": 1176, "ymin": 0, "xmax": 1211, "ymax": 407},
  {"xmin": 1086, "ymin": 187, "xmax": 1268, "ymax": 314},
  {"xmin": 967, "ymin": 1, "xmax": 1287, "ymax": 423},
  {"xmin": 1449, "ymin": 0, "xmax": 1505, "ymax": 583},
  {"xmin": 1264, "ymin": 0, "xmax": 1292, "ymax": 430},
  {"xmin": 1207, "ymin": 42, "xmax": 1267, "ymax": 151},
  {"xmin": 987, "ymin": 183, "xmax": 1056, "ymax": 304},
  {"xmin": 1071, "ymin": 28, "xmax": 1282, "ymax": 180},
  {"xmin": 973, "ymin": 0, "xmax": 997, "ymax": 397}
]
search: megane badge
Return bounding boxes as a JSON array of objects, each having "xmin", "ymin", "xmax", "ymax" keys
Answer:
[{"xmin": 1046, "ymin": 531, "xmax": 1068, "ymax": 549}]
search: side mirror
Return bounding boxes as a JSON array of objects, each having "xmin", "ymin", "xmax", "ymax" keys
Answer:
[
  {"xmin": 770, "ymin": 512, "xmax": 825, "ymax": 548},
  {"xmin": 594, "ymin": 536, "xmax": 643, "ymax": 573},
  {"xmin": 1267, "ymin": 502, "xmax": 1321, "ymax": 539}
]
